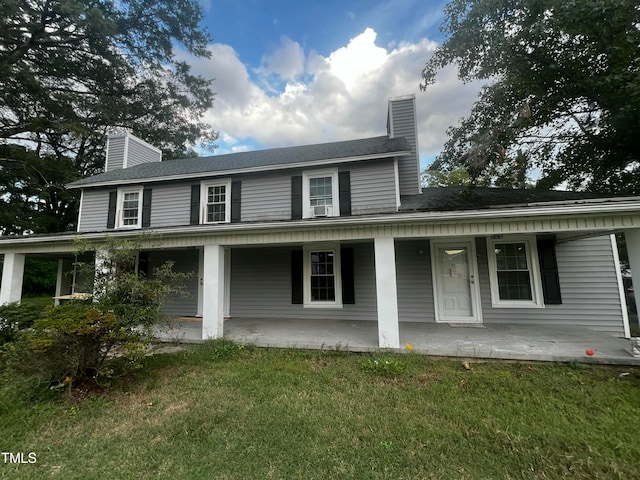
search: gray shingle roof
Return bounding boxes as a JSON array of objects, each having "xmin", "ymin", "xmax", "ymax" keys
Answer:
[
  {"xmin": 69, "ymin": 135, "xmax": 411, "ymax": 188},
  {"xmin": 400, "ymin": 186, "xmax": 613, "ymax": 212}
]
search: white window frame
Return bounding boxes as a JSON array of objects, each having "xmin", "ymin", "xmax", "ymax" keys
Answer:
[
  {"xmin": 116, "ymin": 186, "xmax": 143, "ymax": 229},
  {"xmin": 303, "ymin": 244, "xmax": 343, "ymax": 308},
  {"xmin": 200, "ymin": 179, "xmax": 232, "ymax": 224},
  {"xmin": 302, "ymin": 169, "xmax": 340, "ymax": 219},
  {"xmin": 486, "ymin": 236, "xmax": 544, "ymax": 308}
]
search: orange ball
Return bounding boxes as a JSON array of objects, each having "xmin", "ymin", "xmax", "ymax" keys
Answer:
[{"xmin": 585, "ymin": 349, "xmax": 594, "ymax": 356}]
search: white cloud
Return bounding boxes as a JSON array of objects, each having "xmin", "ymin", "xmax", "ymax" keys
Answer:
[
  {"xmin": 183, "ymin": 27, "xmax": 483, "ymax": 166},
  {"xmin": 258, "ymin": 37, "xmax": 306, "ymax": 81}
]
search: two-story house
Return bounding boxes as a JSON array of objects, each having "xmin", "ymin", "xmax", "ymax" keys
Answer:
[{"xmin": 1, "ymin": 95, "xmax": 640, "ymax": 348}]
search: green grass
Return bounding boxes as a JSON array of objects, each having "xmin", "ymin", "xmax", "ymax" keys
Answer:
[{"xmin": 1, "ymin": 341, "xmax": 639, "ymax": 479}]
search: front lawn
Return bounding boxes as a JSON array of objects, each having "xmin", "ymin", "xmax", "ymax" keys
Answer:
[{"xmin": 1, "ymin": 342, "xmax": 639, "ymax": 479}]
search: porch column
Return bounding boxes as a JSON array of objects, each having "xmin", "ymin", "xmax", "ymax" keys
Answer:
[
  {"xmin": 374, "ymin": 237, "xmax": 400, "ymax": 348},
  {"xmin": 0, "ymin": 253, "xmax": 26, "ymax": 305},
  {"xmin": 625, "ymin": 229, "xmax": 640, "ymax": 327},
  {"xmin": 202, "ymin": 244, "xmax": 225, "ymax": 339}
]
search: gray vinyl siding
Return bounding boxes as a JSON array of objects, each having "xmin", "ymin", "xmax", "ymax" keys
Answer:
[
  {"xmin": 126, "ymin": 136, "xmax": 161, "ymax": 168},
  {"xmin": 149, "ymin": 183, "xmax": 192, "ymax": 228},
  {"xmin": 241, "ymin": 173, "xmax": 292, "ymax": 222},
  {"xmin": 476, "ymin": 236, "xmax": 626, "ymax": 335},
  {"xmin": 230, "ymin": 243, "xmax": 378, "ymax": 320},
  {"xmin": 347, "ymin": 159, "xmax": 397, "ymax": 214},
  {"xmin": 78, "ymin": 189, "xmax": 110, "ymax": 232},
  {"xmin": 389, "ymin": 97, "xmax": 420, "ymax": 196},
  {"xmin": 151, "ymin": 249, "xmax": 199, "ymax": 317},
  {"xmin": 396, "ymin": 239, "xmax": 435, "ymax": 322},
  {"xmin": 240, "ymin": 159, "xmax": 399, "ymax": 222},
  {"xmin": 105, "ymin": 136, "xmax": 125, "ymax": 172}
]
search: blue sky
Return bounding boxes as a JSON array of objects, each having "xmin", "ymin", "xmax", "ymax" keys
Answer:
[{"xmin": 184, "ymin": 0, "xmax": 482, "ymax": 169}]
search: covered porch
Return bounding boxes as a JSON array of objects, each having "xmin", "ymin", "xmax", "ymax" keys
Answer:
[{"xmin": 155, "ymin": 317, "xmax": 640, "ymax": 365}]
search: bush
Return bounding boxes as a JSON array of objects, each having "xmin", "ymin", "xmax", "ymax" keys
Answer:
[
  {"xmin": 5, "ymin": 235, "xmax": 190, "ymax": 391},
  {"xmin": 6, "ymin": 303, "xmax": 144, "ymax": 389},
  {"xmin": 0, "ymin": 302, "xmax": 43, "ymax": 346}
]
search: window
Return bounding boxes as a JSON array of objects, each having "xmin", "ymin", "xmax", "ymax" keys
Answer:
[
  {"xmin": 116, "ymin": 187, "xmax": 143, "ymax": 228},
  {"xmin": 303, "ymin": 245, "xmax": 342, "ymax": 307},
  {"xmin": 302, "ymin": 169, "xmax": 339, "ymax": 218},
  {"xmin": 201, "ymin": 180, "xmax": 231, "ymax": 224},
  {"xmin": 487, "ymin": 237, "xmax": 543, "ymax": 307}
]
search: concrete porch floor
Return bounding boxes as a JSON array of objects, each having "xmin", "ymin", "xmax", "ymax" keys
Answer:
[{"xmin": 154, "ymin": 317, "xmax": 640, "ymax": 365}]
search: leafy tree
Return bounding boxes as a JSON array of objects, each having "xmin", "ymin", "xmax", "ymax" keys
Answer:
[
  {"xmin": 0, "ymin": 0, "xmax": 217, "ymax": 234},
  {"xmin": 422, "ymin": 167, "xmax": 473, "ymax": 187},
  {"xmin": 421, "ymin": 0, "xmax": 640, "ymax": 193}
]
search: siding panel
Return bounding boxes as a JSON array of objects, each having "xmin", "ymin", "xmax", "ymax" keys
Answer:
[
  {"xmin": 105, "ymin": 136, "xmax": 125, "ymax": 172},
  {"xmin": 126, "ymin": 136, "xmax": 161, "ymax": 167},
  {"xmin": 242, "ymin": 173, "xmax": 292, "ymax": 222},
  {"xmin": 230, "ymin": 243, "xmax": 378, "ymax": 320},
  {"xmin": 150, "ymin": 183, "xmax": 192, "ymax": 228},
  {"xmin": 151, "ymin": 249, "xmax": 199, "ymax": 317},
  {"xmin": 347, "ymin": 159, "xmax": 397, "ymax": 215},
  {"xmin": 78, "ymin": 189, "xmax": 110, "ymax": 232},
  {"xmin": 396, "ymin": 239, "xmax": 435, "ymax": 322},
  {"xmin": 476, "ymin": 236, "xmax": 625, "ymax": 335}
]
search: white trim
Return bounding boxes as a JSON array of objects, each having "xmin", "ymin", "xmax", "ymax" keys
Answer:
[
  {"xmin": 200, "ymin": 179, "xmax": 232, "ymax": 224},
  {"xmin": 387, "ymin": 100, "xmax": 395, "ymax": 138},
  {"xmin": 303, "ymin": 244, "xmax": 343, "ymax": 308},
  {"xmin": 486, "ymin": 236, "xmax": 544, "ymax": 308},
  {"xmin": 430, "ymin": 239, "xmax": 482, "ymax": 323},
  {"xmin": 393, "ymin": 158, "xmax": 401, "ymax": 210},
  {"xmin": 302, "ymin": 168, "xmax": 340, "ymax": 219},
  {"xmin": 104, "ymin": 136, "xmax": 111, "ymax": 172},
  {"xmin": 67, "ymin": 150, "xmax": 413, "ymax": 189},
  {"xmin": 611, "ymin": 234, "xmax": 631, "ymax": 339},
  {"xmin": 122, "ymin": 134, "xmax": 130, "ymax": 169},
  {"xmin": 76, "ymin": 190, "xmax": 84, "ymax": 232},
  {"xmin": 224, "ymin": 247, "xmax": 231, "ymax": 318},
  {"xmin": 115, "ymin": 186, "xmax": 143, "ymax": 229},
  {"xmin": 2, "ymin": 208, "xmax": 640, "ymax": 253}
]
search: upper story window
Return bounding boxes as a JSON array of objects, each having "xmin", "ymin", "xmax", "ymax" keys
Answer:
[
  {"xmin": 117, "ymin": 187, "xmax": 143, "ymax": 228},
  {"xmin": 487, "ymin": 237, "xmax": 544, "ymax": 308},
  {"xmin": 302, "ymin": 169, "xmax": 340, "ymax": 218},
  {"xmin": 201, "ymin": 180, "xmax": 231, "ymax": 224}
]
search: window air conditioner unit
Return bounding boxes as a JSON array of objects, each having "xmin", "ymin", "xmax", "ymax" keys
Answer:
[{"xmin": 312, "ymin": 205, "xmax": 329, "ymax": 217}]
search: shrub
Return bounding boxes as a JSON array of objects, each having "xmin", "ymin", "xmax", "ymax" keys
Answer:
[
  {"xmin": 6, "ymin": 235, "xmax": 190, "ymax": 391},
  {"xmin": 13, "ymin": 303, "xmax": 135, "ymax": 388},
  {"xmin": 0, "ymin": 302, "xmax": 43, "ymax": 346}
]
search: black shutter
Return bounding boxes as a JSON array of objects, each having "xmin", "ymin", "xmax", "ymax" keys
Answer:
[
  {"xmin": 138, "ymin": 252, "xmax": 150, "ymax": 278},
  {"xmin": 190, "ymin": 185, "xmax": 200, "ymax": 225},
  {"xmin": 341, "ymin": 247, "xmax": 355, "ymax": 304},
  {"xmin": 291, "ymin": 249, "xmax": 303, "ymax": 304},
  {"xmin": 291, "ymin": 176, "xmax": 303, "ymax": 220},
  {"xmin": 537, "ymin": 237, "xmax": 562, "ymax": 304},
  {"xmin": 141, "ymin": 188, "xmax": 152, "ymax": 227},
  {"xmin": 231, "ymin": 180, "xmax": 241, "ymax": 223},
  {"xmin": 338, "ymin": 171, "xmax": 351, "ymax": 216},
  {"xmin": 106, "ymin": 191, "xmax": 117, "ymax": 229}
]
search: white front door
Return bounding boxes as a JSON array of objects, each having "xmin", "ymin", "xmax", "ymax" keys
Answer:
[{"xmin": 432, "ymin": 240, "xmax": 481, "ymax": 323}]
